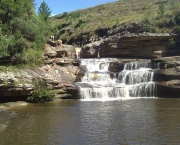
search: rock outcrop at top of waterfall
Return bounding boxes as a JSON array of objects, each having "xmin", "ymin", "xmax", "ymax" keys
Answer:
[{"xmin": 81, "ymin": 32, "xmax": 180, "ymax": 59}]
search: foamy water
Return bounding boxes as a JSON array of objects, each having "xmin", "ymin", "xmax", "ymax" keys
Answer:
[{"xmin": 76, "ymin": 58, "xmax": 157, "ymax": 101}]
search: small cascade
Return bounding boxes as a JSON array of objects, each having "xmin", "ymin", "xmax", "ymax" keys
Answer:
[{"xmin": 75, "ymin": 58, "xmax": 157, "ymax": 101}]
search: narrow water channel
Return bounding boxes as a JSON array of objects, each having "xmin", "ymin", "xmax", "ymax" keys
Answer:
[{"xmin": 1, "ymin": 98, "xmax": 180, "ymax": 145}]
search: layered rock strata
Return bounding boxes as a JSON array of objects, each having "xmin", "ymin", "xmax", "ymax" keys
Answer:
[
  {"xmin": 0, "ymin": 44, "xmax": 86, "ymax": 102},
  {"xmin": 81, "ymin": 33, "xmax": 179, "ymax": 59},
  {"xmin": 153, "ymin": 56, "xmax": 180, "ymax": 98}
]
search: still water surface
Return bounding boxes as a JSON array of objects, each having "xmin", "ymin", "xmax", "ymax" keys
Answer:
[{"xmin": 1, "ymin": 98, "xmax": 180, "ymax": 145}]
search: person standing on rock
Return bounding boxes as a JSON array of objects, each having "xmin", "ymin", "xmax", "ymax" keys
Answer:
[
  {"xmin": 57, "ymin": 39, "xmax": 62, "ymax": 47},
  {"xmin": 55, "ymin": 69, "xmax": 59, "ymax": 79},
  {"xmin": 44, "ymin": 64, "xmax": 50, "ymax": 78},
  {"xmin": 78, "ymin": 52, "xmax": 80, "ymax": 58},
  {"xmin": 52, "ymin": 57, "xmax": 57, "ymax": 66},
  {"xmin": 45, "ymin": 64, "xmax": 50, "ymax": 72},
  {"xmin": 50, "ymin": 35, "xmax": 54, "ymax": 41}
]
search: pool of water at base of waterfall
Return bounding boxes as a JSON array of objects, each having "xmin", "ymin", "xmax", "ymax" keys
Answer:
[{"xmin": 1, "ymin": 98, "xmax": 180, "ymax": 145}]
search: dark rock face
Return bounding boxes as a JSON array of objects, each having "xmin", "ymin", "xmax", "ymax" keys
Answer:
[
  {"xmin": 81, "ymin": 33, "xmax": 179, "ymax": 59},
  {"xmin": 156, "ymin": 80, "xmax": 180, "ymax": 98},
  {"xmin": 108, "ymin": 59, "xmax": 139, "ymax": 72},
  {"xmin": 153, "ymin": 56, "xmax": 180, "ymax": 97}
]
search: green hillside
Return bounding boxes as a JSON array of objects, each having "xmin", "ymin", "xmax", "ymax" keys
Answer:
[{"xmin": 50, "ymin": 0, "xmax": 180, "ymax": 45}]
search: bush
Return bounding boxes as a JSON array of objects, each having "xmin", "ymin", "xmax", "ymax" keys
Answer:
[
  {"xmin": 142, "ymin": 5, "xmax": 149, "ymax": 10},
  {"xmin": 158, "ymin": 3, "xmax": 165, "ymax": 17},
  {"xmin": 0, "ymin": 29, "xmax": 16, "ymax": 58},
  {"xmin": 174, "ymin": 11, "xmax": 180, "ymax": 25},
  {"xmin": 22, "ymin": 49, "xmax": 43, "ymax": 66},
  {"xmin": 139, "ymin": 18, "xmax": 152, "ymax": 32},
  {"xmin": 156, "ymin": 18, "xmax": 170, "ymax": 28},
  {"xmin": 27, "ymin": 80, "xmax": 55, "ymax": 103}
]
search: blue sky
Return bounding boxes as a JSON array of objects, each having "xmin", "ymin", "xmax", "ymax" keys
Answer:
[{"xmin": 35, "ymin": 0, "xmax": 116, "ymax": 16}]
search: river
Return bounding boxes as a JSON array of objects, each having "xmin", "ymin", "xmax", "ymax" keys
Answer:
[{"xmin": 1, "ymin": 98, "xmax": 180, "ymax": 145}]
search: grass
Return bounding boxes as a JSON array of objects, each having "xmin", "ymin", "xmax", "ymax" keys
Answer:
[{"xmin": 50, "ymin": 0, "xmax": 180, "ymax": 44}]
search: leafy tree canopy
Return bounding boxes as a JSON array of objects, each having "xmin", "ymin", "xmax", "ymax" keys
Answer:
[{"xmin": 0, "ymin": 0, "xmax": 52, "ymax": 65}]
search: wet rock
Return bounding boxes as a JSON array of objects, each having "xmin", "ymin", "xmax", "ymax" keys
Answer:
[
  {"xmin": 109, "ymin": 62, "xmax": 124, "ymax": 72},
  {"xmin": 3, "ymin": 101, "xmax": 29, "ymax": 108}
]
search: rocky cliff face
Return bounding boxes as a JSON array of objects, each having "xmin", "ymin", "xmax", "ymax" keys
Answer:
[
  {"xmin": 152, "ymin": 56, "xmax": 180, "ymax": 98},
  {"xmin": 81, "ymin": 33, "xmax": 179, "ymax": 59},
  {"xmin": 0, "ymin": 43, "xmax": 86, "ymax": 102}
]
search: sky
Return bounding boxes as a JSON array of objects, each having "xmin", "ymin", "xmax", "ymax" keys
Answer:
[{"xmin": 35, "ymin": 0, "xmax": 117, "ymax": 16}]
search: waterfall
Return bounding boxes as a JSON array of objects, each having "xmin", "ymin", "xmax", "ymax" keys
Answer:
[{"xmin": 75, "ymin": 58, "xmax": 157, "ymax": 101}]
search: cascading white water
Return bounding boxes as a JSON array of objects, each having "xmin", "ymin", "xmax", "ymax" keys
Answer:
[{"xmin": 75, "ymin": 58, "xmax": 156, "ymax": 101}]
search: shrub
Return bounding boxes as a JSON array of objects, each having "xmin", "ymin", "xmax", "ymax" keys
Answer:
[
  {"xmin": 62, "ymin": 12, "xmax": 68, "ymax": 18},
  {"xmin": 174, "ymin": 11, "xmax": 180, "ymax": 25},
  {"xmin": 168, "ymin": 17, "xmax": 176, "ymax": 28},
  {"xmin": 156, "ymin": 18, "xmax": 170, "ymax": 28},
  {"xmin": 27, "ymin": 80, "xmax": 54, "ymax": 103},
  {"xmin": 142, "ymin": 5, "xmax": 149, "ymax": 10},
  {"xmin": 75, "ymin": 19, "xmax": 86, "ymax": 28},
  {"xmin": 158, "ymin": 3, "xmax": 165, "ymax": 17},
  {"xmin": 169, "ymin": 37, "xmax": 175, "ymax": 45},
  {"xmin": 139, "ymin": 18, "xmax": 152, "ymax": 32},
  {"xmin": 116, "ymin": 18, "xmax": 120, "ymax": 24},
  {"xmin": 21, "ymin": 48, "xmax": 43, "ymax": 66}
]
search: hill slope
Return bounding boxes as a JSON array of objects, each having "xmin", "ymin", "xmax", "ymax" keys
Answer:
[{"xmin": 50, "ymin": 0, "xmax": 180, "ymax": 45}]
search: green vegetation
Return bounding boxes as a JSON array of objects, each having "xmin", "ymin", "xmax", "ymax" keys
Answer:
[
  {"xmin": 0, "ymin": 0, "xmax": 51, "ymax": 65},
  {"xmin": 158, "ymin": 3, "xmax": 165, "ymax": 17},
  {"xmin": 27, "ymin": 79, "xmax": 55, "ymax": 103},
  {"xmin": 0, "ymin": 0, "xmax": 53, "ymax": 103},
  {"xmin": 38, "ymin": 1, "xmax": 51, "ymax": 22},
  {"xmin": 50, "ymin": 0, "xmax": 180, "ymax": 44},
  {"xmin": 1, "ymin": 0, "xmax": 180, "ymax": 65}
]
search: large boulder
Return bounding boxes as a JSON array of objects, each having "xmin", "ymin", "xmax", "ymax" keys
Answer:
[{"xmin": 44, "ymin": 44, "xmax": 76, "ymax": 59}]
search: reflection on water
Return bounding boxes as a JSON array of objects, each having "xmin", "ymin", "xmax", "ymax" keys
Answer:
[{"xmin": 1, "ymin": 99, "xmax": 180, "ymax": 145}]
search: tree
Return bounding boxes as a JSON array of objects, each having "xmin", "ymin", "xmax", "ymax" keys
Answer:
[
  {"xmin": 38, "ymin": 1, "xmax": 51, "ymax": 21},
  {"xmin": 0, "ymin": 0, "xmax": 51, "ymax": 65}
]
